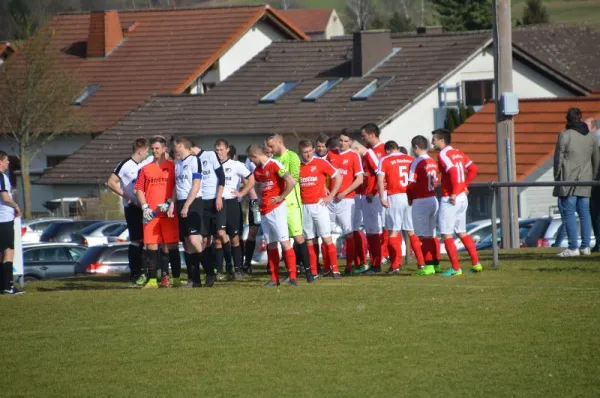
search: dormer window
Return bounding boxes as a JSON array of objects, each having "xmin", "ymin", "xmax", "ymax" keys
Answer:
[
  {"xmin": 302, "ymin": 79, "xmax": 342, "ymax": 102},
  {"xmin": 259, "ymin": 81, "xmax": 299, "ymax": 103}
]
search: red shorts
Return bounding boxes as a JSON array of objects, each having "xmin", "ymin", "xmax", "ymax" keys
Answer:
[{"xmin": 143, "ymin": 216, "xmax": 179, "ymax": 245}]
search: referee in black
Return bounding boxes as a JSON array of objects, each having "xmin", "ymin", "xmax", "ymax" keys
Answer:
[{"xmin": 0, "ymin": 151, "xmax": 24, "ymax": 295}]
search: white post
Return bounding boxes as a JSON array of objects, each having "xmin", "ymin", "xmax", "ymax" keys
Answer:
[{"xmin": 13, "ymin": 216, "xmax": 24, "ymax": 287}]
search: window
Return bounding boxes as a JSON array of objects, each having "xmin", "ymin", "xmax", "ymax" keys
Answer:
[
  {"xmin": 259, "ymin": 81, "xmax": 299, "ymax": 103},
  {"xmin": 464, "ymin": 80, "xmax": 494, "ymax": 107},
  {"xmin": 302, "ymin": 79, "xmax": 342, "ymax": 102},
  {"xmin": 351, "ymin": 77, "xmax": 394, "ymax": 100},
  {"xmin": 74, "ymin": 84, "xmax": 100, "ymax": 105},
  {"xmin": 24, "ymin": 249, "xmax": 39, "ymax": 262},
  {"xmin": 107, "ymin": 248, "xmax": 128, "ymax": 263},
  {"xmin": 68, "ymin": 247, "xmax": 86, "ymax": 261},
  {"xmin": 46, "ymin": 156, "xmax": 68, "ymax": 168},
  {"xmin": 38, "ymin": 247, "xmax": 69, "ymax": 262}
]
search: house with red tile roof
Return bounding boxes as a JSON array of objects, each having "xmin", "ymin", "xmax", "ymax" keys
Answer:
[
  {"xmin": 451, "ymin": 97, "xmax": 600, "ymax": 220},
  {"xmin": 280, "ymin": 8, "xmax": 344, "ymax": 39},
  {"xmin": 0, "ymin": 5, "xmax": 307, "ymax": 214}
]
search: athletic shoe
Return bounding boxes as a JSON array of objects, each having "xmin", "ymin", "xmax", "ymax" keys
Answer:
[
  {"xmin": 205, "ymin": 275, "xmax": 216, "ymax": 288},
  {"xmin": 2, "ymin": 286, "xmax": 25, "ymax": 295},
  {"xmin": 557, "ymin": 248, "xmax": 580, "ymax": 257},
  {"xmin": 343, "ymin": 269, "xmax": 352, "ymax": 277},
  {"xmin": 580, "ymin": 247, "xmax": 591, "ymax": 256},
  {"xmin": 143, "ymin": 279, "xmax": 159, "ymax": 289},
  {"xmin": 415, "ymin": 265, "xmax": 435, "ymax": 276},
  {"xmin": 159, "ymin": 275, "xmax": 169, "ymax": 288},
  {"xmin": 353, "ymin": 264, "xmax": 369, "ymax": 275},
  {"xmin": 332, "ymin": 272, "xmax": 342, "ymax": 280},
  {"xmin": 381, "ymin": 256, "xmax": 390, "ymax": 266},
  {"xmin": 135, "ymin": 274, "xmax": 147, "ymax": 286},
  {"xmin": 434, "ymin": 265, "xmax": 442, "ymax": 274},
  {"xmin": 171, "ymin": 277, "xmax": 182, "ymax": 288},
  {"xmin": 183, "ymin": 281, "xmax": 201, "ymax": 288},
  {"xmin": 281, "ymin": 276, "xmax": 290, "ymax": 284},
  {"xmin": 469, "ymin": 263, "xmax": 484, "ymax": 273},
  {"xmin": 306, "ymin": 273, "xmax": 316, "ymax": 283},
  {"xmin": 234, "ymin": 271, "xmax": 245, "ymax": 280},
  {"xmin": 263, "ymin": 280, "xmax": 279, "ymax": 288},
  {"xmin": 441, "ymin": 268, "xmax": 463, "ymax": 277},
  {"xmin": 363, "ymin": 267, "xmax": 381, "ymax": 275},
  {"xmin": 386, "ymin": 268, "xmax": 400, "ymax": 275},
  {"xmin": 216, "ymin": 272, "xmax": 226, "ymax": 281},
  {"xmin": 286, "ymin": 279, "xmax": 298, "ymax": 287},
  {"xmin": 227, "ymin": 272, "xmax": 236, "ymax": 281},
  {"xmin": 321, "ymin": 270, "xmax": 332, "ymax": 278}
]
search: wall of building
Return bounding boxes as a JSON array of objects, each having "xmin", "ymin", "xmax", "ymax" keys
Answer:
[
  {"xmin": 325, "ymin": 11, "xmax": 345, "ymax": 39},
  {"xmin": 380, "ymin": 47, "xmax": 575, "ymax": 145},
  {"xmin": 519, "ymin": 163, "xmax": 557, "ymax": 218}
]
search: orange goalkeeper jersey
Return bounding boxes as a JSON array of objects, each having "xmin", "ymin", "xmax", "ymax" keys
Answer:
[{"xmin": 134, "ymin": 160, "xmax": 175, "ymax": 216}]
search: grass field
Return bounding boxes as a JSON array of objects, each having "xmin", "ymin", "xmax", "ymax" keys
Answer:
[{"xmin": 2, "ymin": 249, "xmax": 600, "ymax": 397}]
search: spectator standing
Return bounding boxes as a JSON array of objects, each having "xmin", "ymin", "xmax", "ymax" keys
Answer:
[
  {"xmin": 553, "ymin": 108, "xmax": 600, "ymax": 257},
  {"xmin": 586, "ymin": 118, "xmax": 600, "ymax": 252}
]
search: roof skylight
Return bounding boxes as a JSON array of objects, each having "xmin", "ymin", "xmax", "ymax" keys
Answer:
[
  {"xmin": 351, "ymin": 77, "xmax": 393, "ymax": 100},
  {"xmin": 74, "ymin": 84, "xmax": 100, "ymax": 105},
  {"xmin": 302, "ymin": 79, "xmax": 342, "ymax": 102},
  {"xmin": 259, "ymin": 81, "xmax": 299, "ymax": 103}
]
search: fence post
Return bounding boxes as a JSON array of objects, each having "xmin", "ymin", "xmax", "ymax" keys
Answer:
[{"xmin": 491, "ymin": 185, "xmax": 499, "ymax": 268}]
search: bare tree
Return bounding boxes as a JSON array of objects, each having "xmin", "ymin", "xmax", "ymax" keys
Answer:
[
  {"xmin": 346, "ymin": 0, "xmax": 376, "ymax": 31},
  {"xmin": 0, "ymin": 28, "xmax": 85, "ymax": 218}
]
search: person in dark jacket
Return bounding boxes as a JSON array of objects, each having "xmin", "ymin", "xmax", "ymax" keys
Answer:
[
  {"xmin": 586, "ymin": 118, "xmax": 600, "ymax": 251},
  {"xmin": 553, "ymin": 108, "xmax": 600, "ymax": 257}
]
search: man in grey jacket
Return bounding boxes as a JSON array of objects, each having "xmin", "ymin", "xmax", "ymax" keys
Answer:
[{"xmin": 553, "ymin": 108, "xmax": 600, "ymax": 257}]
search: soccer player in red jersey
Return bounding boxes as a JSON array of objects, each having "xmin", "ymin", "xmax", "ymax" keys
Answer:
[
  {"xmin": 326, "ymin": 131, "xmax": 364, "ymax": 276},
  {"xmin": 134, "ymin": 136, "xmax": 180, "ymax": 289},
  {"xmin": 247, "ymin": 144, "xmax": 298, "ymax": 287},
  {"xmin": 360, "ymin": 123, "xmax": 387, "ymax": 274},
  {"xmin": 407, "ymin": 135, "xmax": 440, "ymax": 276},
  {"xmin": 377, "ymin": 141, "xmax": 426, "ymax": 273},
  {"xmin": 299, "ymin": 140, "xmax": 343, "ymax": 279},
  {"xmin": 431, "ymin": 128, "xmax": 482, "ymax": 276}
]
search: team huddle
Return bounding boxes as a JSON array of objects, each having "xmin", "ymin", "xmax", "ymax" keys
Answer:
[{"xmin": 108, "ymin": 124, "xmax": 483, "ymax": 289}]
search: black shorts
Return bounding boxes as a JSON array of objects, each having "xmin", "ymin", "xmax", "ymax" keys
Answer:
[
  {"xmin": 177, "ymin": 198, "xmax": 202, "ymax": 240},
  {"xmin": 201, "ymin": 199, "xmax": 219, "ymax": 236},
  {"xmin": 0, "ymin": 220, "xmax": 15, "ymax": 251},
  {"xmin": 221, "ymin": 199, "xmax": 242, "ymax": 237},
  {"xmin": 124, "ymin": 205, "xmax": 144, "ymax": 242}
]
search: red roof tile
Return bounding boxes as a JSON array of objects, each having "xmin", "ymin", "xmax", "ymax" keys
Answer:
[
  {"xmin": 279, "ymin": 9, "xmax": 333, "ymax": 34},
  {"xmin": 451, "ymin": 97, "xmax": 600, "ymax": 182},
  {"xmin": 13, "ymin": 6, "xmax": 306, "ymax": 134}
]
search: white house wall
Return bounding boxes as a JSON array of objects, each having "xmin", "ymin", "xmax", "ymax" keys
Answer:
[
  {"xmin": 519, "ymin": 164, "xmax": 557, "ymax": 218},
  {"xmin": 380, "ymin": 47, "xmax": 574, "ymax": 144},
  {"xmin": 325, "ymin": 11, "xmax": 345, "ymax": 39}
]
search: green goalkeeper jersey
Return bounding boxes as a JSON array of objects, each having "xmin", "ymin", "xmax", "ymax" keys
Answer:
[{"xmin": 273, "ymin": 149, "xmax": 302, "ymax": 209}]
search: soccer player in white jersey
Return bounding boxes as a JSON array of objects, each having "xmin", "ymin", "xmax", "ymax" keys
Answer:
[
  {"xmin": 191, "ymin": 142, "xmax": 225, "ymax": 287},
  {"xmin": 108, "ymin": 138, "xmax": 152, "ymax": 285},
  {"xmin": 299, "ymin": 140, "xmax": 343, "ymax": 279},
  {"xmin": 173, "ymin": 137, "xmax": 204, "ymax": 288},
  {"xmin": 0, "ymin": 151, "xmax": 23, "ymax": 295},
  {"xmin": 215, "ymin": 139, "xmax": 255, "ymax": 279}
]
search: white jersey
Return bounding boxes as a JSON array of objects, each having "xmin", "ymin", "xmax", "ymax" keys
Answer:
[
  {"xmin": 245, "ymin": 157, "xmax": 256, "ymax": 173},
  {"xmin": 0, "ymin": 172, "xmax": 14, "ymax": 222},
  {"xmin": 175, "ymin": 154, "xmax": 202, "ymax": 201},
  {"xmin": 197, "ymin": 150, "xmax": 222, "ymax": 200},
  {"xmin": 222, "ymin": 159, "xmax": 252, "ymax": 200},
  {"xmin": 113, "ymin": 156, "xmax": 152, "ymax": 207}
]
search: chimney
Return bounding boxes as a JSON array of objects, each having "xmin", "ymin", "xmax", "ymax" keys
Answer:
[
  {"xmin": 416, "ymin": 26, "xmax": 442, "ymax": 35},
  {"xmin": 87, "ymin": 11, "xmax": 123, "ymax": 58},
  {"xmin": 352, "ymin": 30, "xmax": 392, "ymax": 77}
]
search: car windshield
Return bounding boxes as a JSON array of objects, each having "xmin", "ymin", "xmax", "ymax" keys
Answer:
[
  {"xmin": 526, "ymin": 218, "xmax": 552, "ymax": 240},
  {"xmin": 79, "ymin": 222, "xmax": 108, "ymax": 235},
  {"xmin": 108, "ymin": 225, "xmax": 128, "ymax": 237}
]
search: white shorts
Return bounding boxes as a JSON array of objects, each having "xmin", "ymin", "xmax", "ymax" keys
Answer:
[
  {"xmin": 328, "ymin": 198, "xmax": 354, "ymax": 236},
  {"xmin": 261, "ymin": 203, "xmax": 289, "ymax": 244},
  {"xmin": 412, "ymin": 196, "xmax": 439, "ymax": 237},
  {"xmin": 438, "ymin": 194, "xmax": 468, "ymax": 235},
  {"xmin": 362, "ymin": 194, "xmax": 384, "ymax": 235},
  {"xmin": 385, "ymin": 193, "xmax": 413, "ymax": 232},
  {"xmin": 352, "ymin": 194, "xmax": 363, "ymax": 231},
  {"xmin": 303, "ymin": 203, "xmax": 332, "ymax": 240}
]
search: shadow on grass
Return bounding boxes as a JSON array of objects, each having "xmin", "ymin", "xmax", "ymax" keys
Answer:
[{"xmin": 36, "ymin": 283, "xmax": 137, "ymax": 292}]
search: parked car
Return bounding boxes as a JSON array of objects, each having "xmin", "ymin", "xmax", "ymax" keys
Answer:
[
  {"xmin": 475, "ymin": 218, "xmax": 538, "ymax": 250},
  {"xmin": 22, "ymin": 243, "xmax": 87, "ymax": 280},
  {"xmin": 75, "ymin": 243, "xmax": 187, "ymax": 275},
  {"xmin": 524, "ymin": 215, "xmax": 596, "ymax": 248},
  {"xmin": 71, "ymin": 221, "xmax": 127, "ymax": 246},
  {"xmin": 22, "ymin": 218, "xmax": 72, "ymax": 243},
  {"xmin": 40, "ymin": 220, "xmax": 102, "ymax": 243},
  {"xmin": 106, "ymin": 225, "xmax": 130, "ymax": 243}
]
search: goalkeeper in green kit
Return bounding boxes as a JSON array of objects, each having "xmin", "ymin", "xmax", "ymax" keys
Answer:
[{"xmin": 265, "ymin": 134, "xmax": 315, "ymax": 283}]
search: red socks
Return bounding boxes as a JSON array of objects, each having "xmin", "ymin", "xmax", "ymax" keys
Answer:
[
  {"xmin": 422, "ymin": 238, "xmax": 434, "ymax": 264},
  {"xmin": 326, "ymin": 243, "xmax": 339, "ymax": 273},
  {"xmin": 308, "ymin": 244, "xmax": 318, "ymax": 276},
  {"xmin": 321, "ymin": 242, "xmax": 330, "ymax": 272},
  {"xmin": 283, "ymin": 248, "xmax": 297, "ymax": 280},
  {"xmin": 267, "ymin": 248, "xmax": 280, "ymax": 282},
  {"xmin": 354, "ymin": 231, "xmax": 367, "ymax": 265},
  {"xmin": 345, "ymin": 236, "xmax": 355, "ymax": 270},
  {"xmin": 460, "ymin": 235, "xmax": 480, "ymax": 265},
  {"xmin": 388, "ymin": 234, "xmax": 402, "ymax": 269},
  {"xmin": 367, "ymin": 234, "xmax": 382, "ymax": 268},
  {"xmin": 443, "ymin": 238, "xmax": 460, "ymax": 271},
  {"xmin": 433, "ymin": 237, "xmax": 441, "ymax": 263},
  {"xmin": 409, "ymin": 234, "xmax": 425, "ymax": 266},
  {"xmin": 381, "ymin": 230, "xmax": 389, "ymax": 258}
]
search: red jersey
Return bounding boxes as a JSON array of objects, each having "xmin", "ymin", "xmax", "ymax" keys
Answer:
[
  {"xmin": 253, "ymin": 158, "xmax": 288, "ymax": 215},
  {"xmin": 299, "ymin": 157, "xmax": 338, "ymax": 204},
  {"xmin": 377, "ymin": 153, "xmax": 415, "ymax": 195},
  {"xmin": 362, "ymin": 142, "xmax": 386, "ymax": 196},
  {"xmin": 134, "ymin": 160, "xmax": 175, "ymax": 217},
  {"xmin": 407, "ymin": 155, "xmax": 439, "ymax": 200},
  {"xmin": 326, "ymin": 149, "xmax": 363, "ymax": 199},
  {"xmin": 437, "ymin": 146, "xmax": 477, "ymax": 197}
]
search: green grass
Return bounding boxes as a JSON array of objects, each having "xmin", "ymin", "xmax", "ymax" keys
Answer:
[{"xmin": 2, "ymin": 249, "xmax": 600, "ymax": 396}]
